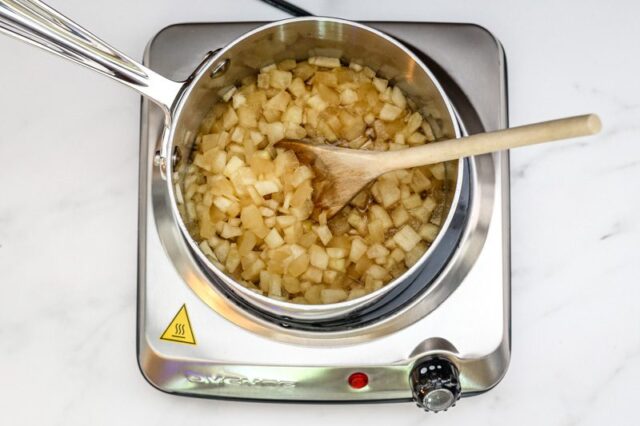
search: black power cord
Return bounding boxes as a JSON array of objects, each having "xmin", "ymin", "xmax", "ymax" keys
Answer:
[{"xmin": 258, "ymin": 0, "xmax": 312, "ymax": 16}]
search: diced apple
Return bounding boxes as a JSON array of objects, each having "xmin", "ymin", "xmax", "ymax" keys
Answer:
[
  {"xmin": 312, "ymin": 225, "xmax": 333, "ymax": 245},
  {"xmin": 419, "ymin": 223, "xmax": 440, "ymax": 243},
  {"xmin": 320, "ymin": 288, "xmax": 347, "ymax": 304},
  {"xmin": 393, "ymin": 225, "xmax": 422, "ymax": 252},
  {"xmin": 391, "ymin": 206, "xmax": 410, "ymax": 227},
  {"xmin": 309, "ymin": 244, "xmax": 329, "ymax": 269},
  {"xmin": 430, "ymin": 163, "xmax": 446, "ymax": 180},
  {"xmin": 223, "ymin": 155, "xmax": 245, "ymax": 178},
  {"xmin": 308, "ymin": 56, "xmax": 341, "ymax": 68},
  {"xmin": 326, "ymin": 247, "xmax": 348, "ymax": 259},
  {"xmin": 391, "ymin": 86, "xmax": 406, "ymax": 109},
  {"xmin": 269, "ymin": 69, "xmax": 293, "ymax": 89},
  {"xmin": 367, "ymin": 243, "xmax": 390, "ymax": 259},
  {"xmin": 349, "ymin": 238, "xmax": 368, "ymax": 262},
  {"xmin": 254, "ymin": 180, "xmax": 280, "ymax": 196},
  {"xmin": 264, "ymin": 228, "xmax": 285, "ymax": 249},
  {"xmin": 379, "ymin": 103, "xmax": 402, "ymax": 121}
]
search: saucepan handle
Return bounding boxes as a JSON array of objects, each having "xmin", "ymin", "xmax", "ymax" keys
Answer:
[{"xmin": 0, "ymin": 0, "xmax": 183, "ymax": 114}]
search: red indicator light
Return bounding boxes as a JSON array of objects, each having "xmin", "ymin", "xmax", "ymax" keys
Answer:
[{"xmin": 348, "ymin": 372, "xmax": 369, "ymax": 389}]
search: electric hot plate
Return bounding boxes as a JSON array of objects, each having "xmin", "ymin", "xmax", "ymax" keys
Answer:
[{"xmin": 137, "ymin": 21, "xmax": 509, "ymax": 412}]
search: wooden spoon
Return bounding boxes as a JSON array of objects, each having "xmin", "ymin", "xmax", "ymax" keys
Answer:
[{"xmin": 277, "ymin": 114, "xmax": 601, "ymax": 218}]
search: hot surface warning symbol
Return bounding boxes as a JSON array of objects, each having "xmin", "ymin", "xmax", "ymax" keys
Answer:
[{"xmin": 160, "ymin": 304, "xmax": 196, "ymax": 345}]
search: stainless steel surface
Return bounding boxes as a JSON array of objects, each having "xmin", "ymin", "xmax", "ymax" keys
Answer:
[
  {"xmin": 138, "ymin": 21, "xmax": 510, "ymax": 402},
  {"xmin": 0, "ymin": 0, "xmax": 470, "ymax": 322}
]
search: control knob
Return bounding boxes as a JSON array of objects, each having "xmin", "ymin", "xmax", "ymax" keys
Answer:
[{"xmin": 410, "ymin": 356, "xmax": 461, "ymax": 412}]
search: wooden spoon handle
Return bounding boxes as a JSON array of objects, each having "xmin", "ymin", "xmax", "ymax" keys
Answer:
[{"xmin": 379, "ymin": 114, "xmax": 602, "ymax": 171}]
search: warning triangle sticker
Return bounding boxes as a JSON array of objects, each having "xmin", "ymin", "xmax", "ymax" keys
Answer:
[{"xmin": 160, "ymin": 304, "xmax": 196, "ymax": 345}]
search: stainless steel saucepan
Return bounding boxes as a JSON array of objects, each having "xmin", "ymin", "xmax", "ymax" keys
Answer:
[{"xmin": 0, "ymin": 0, "xmax": 466, "ymax": 327}]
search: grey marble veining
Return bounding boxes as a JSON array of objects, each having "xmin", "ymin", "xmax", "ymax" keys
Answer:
[{"xmin": 1, "ymin": 0, "xmax": 639, "ymax": 425}]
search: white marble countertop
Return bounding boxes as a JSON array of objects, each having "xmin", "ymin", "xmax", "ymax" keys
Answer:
[{"xmin": 1, "ymin": 0, "xmax": 638, "ymax": 424}]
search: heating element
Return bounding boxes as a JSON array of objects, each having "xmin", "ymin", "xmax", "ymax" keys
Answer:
[{"xmin": 138, "ymin": 21, "xmax": 509, "ymax": 412}]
